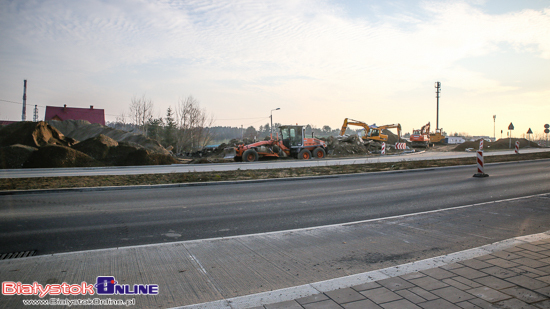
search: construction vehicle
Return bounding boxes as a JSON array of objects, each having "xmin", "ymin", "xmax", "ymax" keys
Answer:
[
  {"xmin": 430, "ymin": 128, "xmax": 445, "ymax": 144},
  {"xmin": 339, "ymin": 118, "xmax": 388, "ymax": 143},
  {"xmin": 224, "ymin": 125, "xmax": 327, "ymax": 162},
  {"xmin": 410, "ymin": 122, "xmax": 430, "ymax": 147},
  {"xmin": 378, "ymin": 123, "xmax": 402, "ymax": 142}
]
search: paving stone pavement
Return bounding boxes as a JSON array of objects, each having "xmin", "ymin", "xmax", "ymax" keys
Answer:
[{"xmin": 248, "ymin": 238, "xmax": 550, "ymax": 309}]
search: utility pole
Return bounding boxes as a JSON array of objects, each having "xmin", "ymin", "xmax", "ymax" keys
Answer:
[
  {"xmin": 493, "ymin": 115, "xmax": 497, "ymax": 141},
  {"xmin": 435, "ymin": 82, "xmax": 441, "ymax": 130},
  {"xmin": 33, "ymin": 105, "xmax": 38, "ymax": 122},
  {"xmin": 22, "ymin": 80, "xmax": 27, "ymax": 121}
]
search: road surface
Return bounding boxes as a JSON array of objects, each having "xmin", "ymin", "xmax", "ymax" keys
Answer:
[{"xmin": 1, "ymin": 159, "xmax": 549, "ymax": 255}]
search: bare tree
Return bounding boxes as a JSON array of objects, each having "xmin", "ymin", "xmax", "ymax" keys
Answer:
[
  {"xmin": 129, "ymin": 95, "xmax": 154, "ymax": 135},
  {"xmin": 174, "ymin": 96, "xmax": 214, "ymax": 154},
  {"xmin": 114, "ymin": 111, "xmax": 127, "ymax": 130}
]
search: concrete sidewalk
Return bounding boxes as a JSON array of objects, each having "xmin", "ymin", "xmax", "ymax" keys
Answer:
[{"xmin": 179, "ymin": 233, "xmax": 550, "ymax": 309}]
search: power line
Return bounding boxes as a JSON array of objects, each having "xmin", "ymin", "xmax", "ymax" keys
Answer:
[
  {"xmin": 216, "ymin": 116, "xmax": 269, "ymax": 120},
  {"xmin": 0, "ymin": 99, "xmax": 38, "ymax": 106},
  {"xmin": 0, "ymin": 98, "xmax": 116, "ymax": 114},
  {"xmin": 0, "ymin": 98, "xmax": 271, "ymax": 125}
]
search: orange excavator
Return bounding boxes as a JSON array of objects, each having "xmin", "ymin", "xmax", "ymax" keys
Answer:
[
  {"xmin": 224, "ymin": 125, "xmax": 327, "ymax": 162},
  {"xmin": 410, "ymin": 122, "xmax": 430, "ymax": 147}
]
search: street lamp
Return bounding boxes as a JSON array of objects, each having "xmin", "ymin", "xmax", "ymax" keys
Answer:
[
  {"xmin": 493, "ymin": 115, "xmax": 497, "ymax": 141},
  {"xmin": 270, "ymin": 108, "xmax": 280, "ymax": 139}
]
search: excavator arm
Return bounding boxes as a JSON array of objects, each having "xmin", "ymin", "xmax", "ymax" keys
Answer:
[
  {"xmin": 340, "ymin": 118, "xmax": 370, "ymax": 136},
  {"xmin": 378, "ymin": 123, "xmax": 402, "ymax": 142}
]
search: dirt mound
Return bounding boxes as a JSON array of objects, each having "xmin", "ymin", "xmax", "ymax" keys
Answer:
[
  {"xmin": 23, "ymin": 145, "xmax": 100, "ymax": 168},
  {"xmin": 104, "ymin": 142, "xmax": 142, "ymax": 166},
  {"xmin": 47, "ymin": 119, "xmax": 170, "ymax": 155},
  {"xmin": 0, "ymin": 144, "xmax": 37, "ymax": 169},
  {"xmin": 454, "ymin": 138, "xmax": 540, "ymax": 151},
  {"xmin": 122, "ymin": 148, "xmax": 179, "ymax": 166},
  {"xmin": 325, "ymin": 135, "xmax": 369, "ymax": 156},
  {"xmin": 382, "ymin": 129, "xmax": 402, "ymax": 145},
  {"xmin": 492, "ymin": 138, "xmax": 539, "ymax": 149},
  {"xmin": 103, "ymin": 142, "xmax": 178, "ymax": 166},
  {"xmin": 453, "ymin": 140, "xmax": 483, "ymax": 151},
  {"xmin": 0, "ymin": 121, "xmax": 77, "ymax": 148},
  {"xmin": 72, "ymin": 134, "xmax": 119, "ymax": 160}
]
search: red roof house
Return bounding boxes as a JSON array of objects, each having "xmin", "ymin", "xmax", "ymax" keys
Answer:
[{"xmin": 45, "ymin": 105, "xmax": 105, "ymax": 126}]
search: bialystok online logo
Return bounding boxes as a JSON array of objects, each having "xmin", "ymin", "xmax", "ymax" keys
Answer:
[{"xmin": 2, "ymin": 276, "xmax": 159, "ymax": 298}]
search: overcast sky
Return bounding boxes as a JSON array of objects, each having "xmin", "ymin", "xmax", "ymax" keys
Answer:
[{"xmin": 1, "ymin": 0, "xmax": 549, "ymax": 137}]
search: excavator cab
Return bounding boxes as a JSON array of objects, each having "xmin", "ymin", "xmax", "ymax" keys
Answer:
[{"xmin": 367, "ymin": 128, "xmax": 380, "ymax": 137}]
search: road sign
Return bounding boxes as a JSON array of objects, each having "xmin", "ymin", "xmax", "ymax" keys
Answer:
[
  {"xmin": 527, "ymin": 128, "xmax": 533, "ymax": 134},
  {"xmin": 508, "ymin": 122, "xmax": 514, "ymax": 130}
]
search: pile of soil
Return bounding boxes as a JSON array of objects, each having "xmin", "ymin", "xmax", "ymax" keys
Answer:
[
  {"xmin": 492, "ymin": 138, "xmax": 539, "ymax": 149},
  {"xmin": 454, "ymin": 138, "xmax": 540, "ymax": 151},
  {"xmin": 73, "ymin": 134, "xmax": 118, "ymax": 160},
  {"xmin": 325, "ymin": 135, "xmax": 369, "ymax": 156},
  {"xmin": 122, "ymin": 148, "xmax": 179, "ymax": 166},
  {"xmin": 47, "ymin": 119, "xmax": 170, "ymax": 155},
  {"xmin": 0, "ymin": 121, "xmax": 178, "ymax": 168},
  {"xmin": 0, "ymin": 144, "xmax": 37, "ymax": 169},
  {"xmin": 75, "ymin": 139, "xmax": 178, "ymax": 167},
  {"xmin": 0, "ymin": 121, "xmax": 76, "ymax": 148},
  {"xmin": 382, "ymin": 129, "xmax": 403, "ymax": 145},
  {"xmin": 72, "ymin": 134, "xmax": 119, "ymax": 160},
  {"xmin": 23, "ymin": 145, "xmax": 100, "ymax": 168}
]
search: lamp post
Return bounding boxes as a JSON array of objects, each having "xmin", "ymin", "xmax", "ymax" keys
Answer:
[
  {"xmin": 270, "ymin": 108, "xmax": 280, "ymax": 139},
  {"xmin": 493, "ymin": 115, "xmax": 497, "ymax": 141}
]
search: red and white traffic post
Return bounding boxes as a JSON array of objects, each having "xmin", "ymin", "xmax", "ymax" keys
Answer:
[
  {"xmin": 473, "ymin": 139, "xmax": 489, "ymax": 177},
  {"xmin": 515, "ymin": 141, "xmax": 520, "ymax": 154},
  {"xmin": 381, "ymin": 142, "xmax": 386, "ymax": 155}
]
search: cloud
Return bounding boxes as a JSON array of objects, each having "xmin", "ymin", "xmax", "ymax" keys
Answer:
[{"xmin": 0, "ymin": 0, "xmax": 548, "ymax": 133}]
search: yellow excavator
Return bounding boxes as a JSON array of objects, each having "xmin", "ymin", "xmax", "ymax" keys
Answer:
[
  {"xmin": 378, "ymin": 123, "xmax": 402, "ymax": 142},
  {"xmin": 339, "ymin": 118, "xmax": 388, "ymax": 143}
]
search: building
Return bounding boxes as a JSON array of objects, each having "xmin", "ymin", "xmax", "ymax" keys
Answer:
[
  {"xmin": 0, "ymin": 120, "xmax": 17, "ymax": 126},
  {"xmin": 45, "ymin": 105, "xmax": 105, "ymax": 126},
  {"xmin": 445, "ymin": 136, "xmax": 466, "ymax": 144},
  {"xmin": 472, "ymin": 136, "xmax": 493, "ymax": 142}
]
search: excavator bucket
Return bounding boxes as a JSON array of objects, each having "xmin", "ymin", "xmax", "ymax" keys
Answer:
[{"xmin": 222, "ymin": 147, "xmax": 237, "ymax": 159}]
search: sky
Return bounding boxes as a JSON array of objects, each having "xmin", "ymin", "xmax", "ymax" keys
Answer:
[{"xmin": 0, "ymin": 0, "xmax": 549, "ymax": 137}]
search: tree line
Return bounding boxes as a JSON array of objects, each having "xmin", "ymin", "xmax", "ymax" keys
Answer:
[{"xmin": 107, "ymin": 95, "xmax": 365, "ymax": 153}]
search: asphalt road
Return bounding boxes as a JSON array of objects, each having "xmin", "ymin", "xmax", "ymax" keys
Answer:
[
  {"xmin": 1, "ymin": 159, "xmax": 549, "ymax": 257},
  {"xmin": 1, "ymin": 148, "xmax": 548, "ymax": 178}
]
